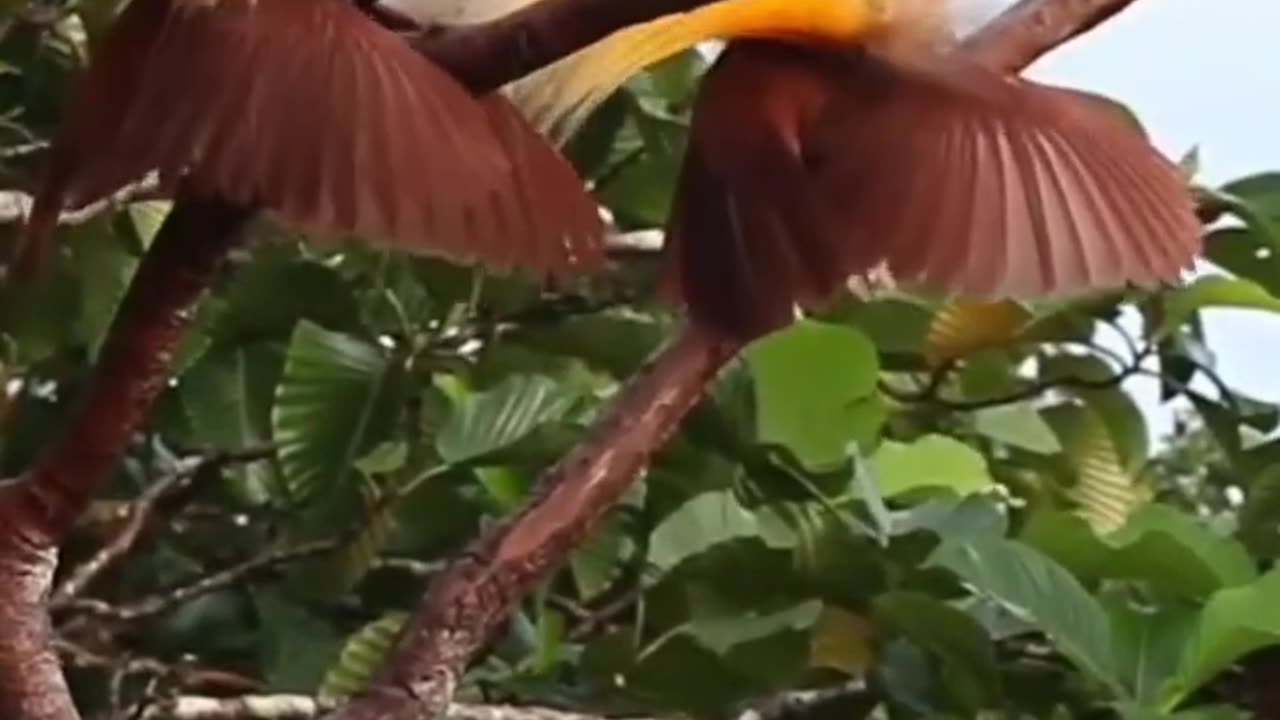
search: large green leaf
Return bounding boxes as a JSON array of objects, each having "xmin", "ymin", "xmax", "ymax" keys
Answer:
[
  {"xmin": 1238, "ymin": 464, "xmax": 1280, "ymax": 559},
  {"xmin": 272, "ymin": 322, "xmax": 401, "ymax": 507},
  {"xmin": 747, "ymin": 321, "xmax": 881, "ymax": 470},
  {"xmin": 180, "ymin": 343, "xmax": 283, "ymax": 504},
  {"xmin": 318, "ymin": 612, "xmax": 407, "ymax": 702},
  {"xmin": 873, "ymin": 591, "xmax": 1002, "ymax": 711},
  {"xmin": 648, "ymin": 490, "xmax": 795, "ymax": 574},
  {"xmin": 1157, "ymin": 275, "xmax": 1280, "ymax": 339},
  {"xmin": 1043, "ymin": 403, "xmax": 1148, "ymax": 533},
  {"xmin": 1163, "ymin": 571, "xmax": 1280, "ymax": 710},
  {"xmin": 253, "ymin": 589, "xmax": 343, "ymax": 693},
  {"xmin": 1106, "ymin": 596, "xmax": 1197, "ymax": 708},
  {"xmin": 867, "ymin": 434, "xmax": 993, "ymax": 499},
  {"xmin": 1040, "ymin": 356, "xmax": 1149, "ymax": 472},
  {"xmin": 435, "ymin": 374, "xmax": 581, "ymax": 466},
  {"xmin": 1022, "ymin": 507, "xmax": 1255, "ymax": 599},
  {"xmin": 973, "ymin": 403, "xmax": 1063, "ymax": 454},
  {"xmin": 927, "ymin": 535, "xmax": 1120, "ymax": 695}
]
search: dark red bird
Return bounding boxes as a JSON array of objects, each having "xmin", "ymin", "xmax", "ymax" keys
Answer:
[{"xmin": 16, "ymin": 0, "xmax": 604, "ymax": 280}]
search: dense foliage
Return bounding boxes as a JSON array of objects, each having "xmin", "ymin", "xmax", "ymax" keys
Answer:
[{"xmin": 2, "ymin": 8, "xmax": 1280, "ymax": 720}]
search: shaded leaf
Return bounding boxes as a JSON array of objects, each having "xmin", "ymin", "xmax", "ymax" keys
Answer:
[
  {"xmin": 436, "ymin": 375, "xmax": 580, "ymax": 466},
  {"xmin": 927, "ymin": 536, "xmax": 1120, "ymax": 695},
  {"xmin": 272, "ymin": 322, "xmax": 399, "ymax": 507},
  {"xmin": 1022, "ymin": 506, "xmax": 1256, "ymax": 599},
  {"xmin": 1164, "ymin": 571, "xmax": 1280, "ymax": 709},
  {"xmin": 648, "ymin": 490, "xmax": 795, "ymax": 574},
  {"xmin": 318, "ymin": 612, "xmax": 407, "ymax": 702},
  {"xmin": 874, "ymin": 591, "xmax": 1002, "ymax": 712},
  {"xmin": 1043, "ymin": 403, "xmax": 1148, "ymax": 533},
  {"xmin": 809, "ymin": 605, "xmax": 876, "ymax": 676}
]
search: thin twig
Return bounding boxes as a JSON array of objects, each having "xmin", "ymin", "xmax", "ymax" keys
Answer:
[
  {"xmin": 62, "ymin": 540, "xmax": 336, "ymax": 623},
  {"xmin": 50, "ymin": 446, "xmax": 275, "ymax": 607}
]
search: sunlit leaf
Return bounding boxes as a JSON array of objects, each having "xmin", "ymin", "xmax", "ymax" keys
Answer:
[
  {"xmin": 867, "ymin": 435, "xmax": 993, "ymax": 499},
  {"xmin": 747, "ymin": 321, "xmax": 880, "ymax": 469},
  {"xmin": 924, "ymin": 300, "xmax": 1031, "ymax": 367}
]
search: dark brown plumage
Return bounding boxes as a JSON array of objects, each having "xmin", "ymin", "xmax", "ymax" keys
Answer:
[
  {"xmin": 661, "ymin": 40, "xmax": 1201, "ymax": 340},
  {"xmin": 17, "ymin": 0, "xmax": 603, "ymax": 280}
]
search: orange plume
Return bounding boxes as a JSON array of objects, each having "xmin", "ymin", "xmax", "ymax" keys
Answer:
[{"xmin": 15, "ymin": 0, "xmax": 603, "ymax": 280}]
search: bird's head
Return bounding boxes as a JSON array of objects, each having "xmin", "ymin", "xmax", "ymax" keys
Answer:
[{"xmin": 507, "ymin": 0, "xmax": 952, "ymax": 142}]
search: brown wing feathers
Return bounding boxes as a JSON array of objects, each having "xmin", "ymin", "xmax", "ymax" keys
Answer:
[
  {"xmin": 17, "ymin": 0, "xmax": 603, "ymax": 280},
  {"xmin": 665, "ymin": 40, "xmax": 1201, "ymax": 340}
]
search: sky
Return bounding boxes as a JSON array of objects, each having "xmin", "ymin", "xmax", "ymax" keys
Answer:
[{"xmin": 975, "ymin": 0, "xmax": 1280, "ymax": 439}]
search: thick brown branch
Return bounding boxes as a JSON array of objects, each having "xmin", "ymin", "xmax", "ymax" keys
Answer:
[
  {"xmin": 0, "ymin": 193, "xmax": 251, "ymax": 720},
  {"xmin": 414, "ymin": 0, "xmax": 720, "ymax": 91},
  {"xmin": 961, "ymin": 0, "xmax": 1141, "ymax": 72},
  {"xmin": 327, "ymin": 328, "xmax": 736, "ymax": 720},
  {"xmin": 12, "ymin": 195, "xmax": 252, "ymax": 545}
]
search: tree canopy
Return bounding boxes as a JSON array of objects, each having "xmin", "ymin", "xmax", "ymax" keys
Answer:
[{"xmin": 1, "ymin": 2, "xmax": 1280, "ymax": 719}]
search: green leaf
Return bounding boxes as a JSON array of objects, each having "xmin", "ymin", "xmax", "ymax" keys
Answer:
[
  {"xmin": 873, "ymin": 591, "xmax": 1002, "ymax": 711},
  {"xmin": 1043, "ymin": 403, "xmax": 1147, "ymax": 533},
  {"xmin": 973, "ymin": 403, "xmax": 1063, "ymax": 454},
  {"xmin": 127, "ymin": 200, "xmax": 171, "ymax": 250},
  {"xmin": 318, "ymin": 612, "xmax": 407, "ymax": 702},
  {"xmin": 867, "ymin": 435, "xmax": 993, "ymax": 499},
  {"xmin": 660, "ymin": 601, "xmax": 822, "ymax": 657},
  {"xmin": 1022, "ymin": 506, "xmax": 1255, "ymax": 599},
  {"xmin": 927, "ymin": 536, "xmax": 1120, "ymax": 695},
  {"xmin": 253, "ymin": 589, "xmax": 342, "ymax": 693},
  {"xmin": 1040, "ymin": 356, "xmax": 1149, "ymax": 472},
  {"xmin": 1163, "ymin": 571, "xmax": 1280, "ymax": 709},
  {"xmin": 213, "ymin": 258, "xmax": 362, "ymax": 343},
  {"xmin": 272, "ymin": 322, "xmax": 400, "ymax": 507},
  {"xmin": 180, "ymin": 344, "xmax": 283, "ymax": 504},
  {"xmin": 435, "ymin": 375, "xmax": 580, "ymax": 466},
  {"xmin": 1158, "ymin": 276, "xmax": 1280, "ymax": 338},
  {"xmin": 648, "ymin": 491, "xmax": 796, "ymax": 574},
  {"xmin": 1238, "ymin": 464, "xmax": 1280, "ymax": 559},
  {"xmin": 747, "ymin": 321, "xmax": 880, "ymax": 470},
  {"xmin": 1107, "ymin": 597, "xmax": 1196, "ymax": 707}
]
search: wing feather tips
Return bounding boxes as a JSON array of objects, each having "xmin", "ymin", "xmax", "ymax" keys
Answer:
[{"xmin": 855, "ymin": 56, "xmax": 1202, "ymax": 301}]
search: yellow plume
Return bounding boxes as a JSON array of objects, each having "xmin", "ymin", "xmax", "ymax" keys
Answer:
[{"xmin": 508, "ymin": 0, "xmax": 949, "ymax": 143}]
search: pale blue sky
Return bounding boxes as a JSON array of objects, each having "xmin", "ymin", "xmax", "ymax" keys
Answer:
[{"xmin": 979, "ymin": 0, "xmax": 1280, "ymax": 437}]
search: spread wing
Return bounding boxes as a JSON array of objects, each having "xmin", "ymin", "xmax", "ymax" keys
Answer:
[
  {"xmin": 20, "ymin": 0, "xmax": 602, "ymax": 279},
  {"xmin": 660, "ymin": 40, "xmax": 1200, "ymax": 340},
  {"xmin": 807, "ymin": 48, "xmax": 1201, "ymax": 298}
]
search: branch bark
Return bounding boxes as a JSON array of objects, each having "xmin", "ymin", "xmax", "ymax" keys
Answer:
[{"xmin": 0, "ymin": 192, "xmax": 251, "ymax": 720}]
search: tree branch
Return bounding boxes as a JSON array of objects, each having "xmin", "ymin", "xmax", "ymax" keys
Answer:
[
  {"xmin": 961, "ymin": 0, "xmax": 1141, "ymax": 72},
  {"xmin": 0, "ymin": 193, "xmax": 252, "ymax": 720},
  {"xmin": 325, "ymin": 1, "xmax": 1161, "ymax": 719},
  {"xmin": 413, "ymin": 0, "xmax": 721, "ymax": 92},
  {"xmin": 49, "ymin": 446, "xmax": 274, "ymax": 608}
]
